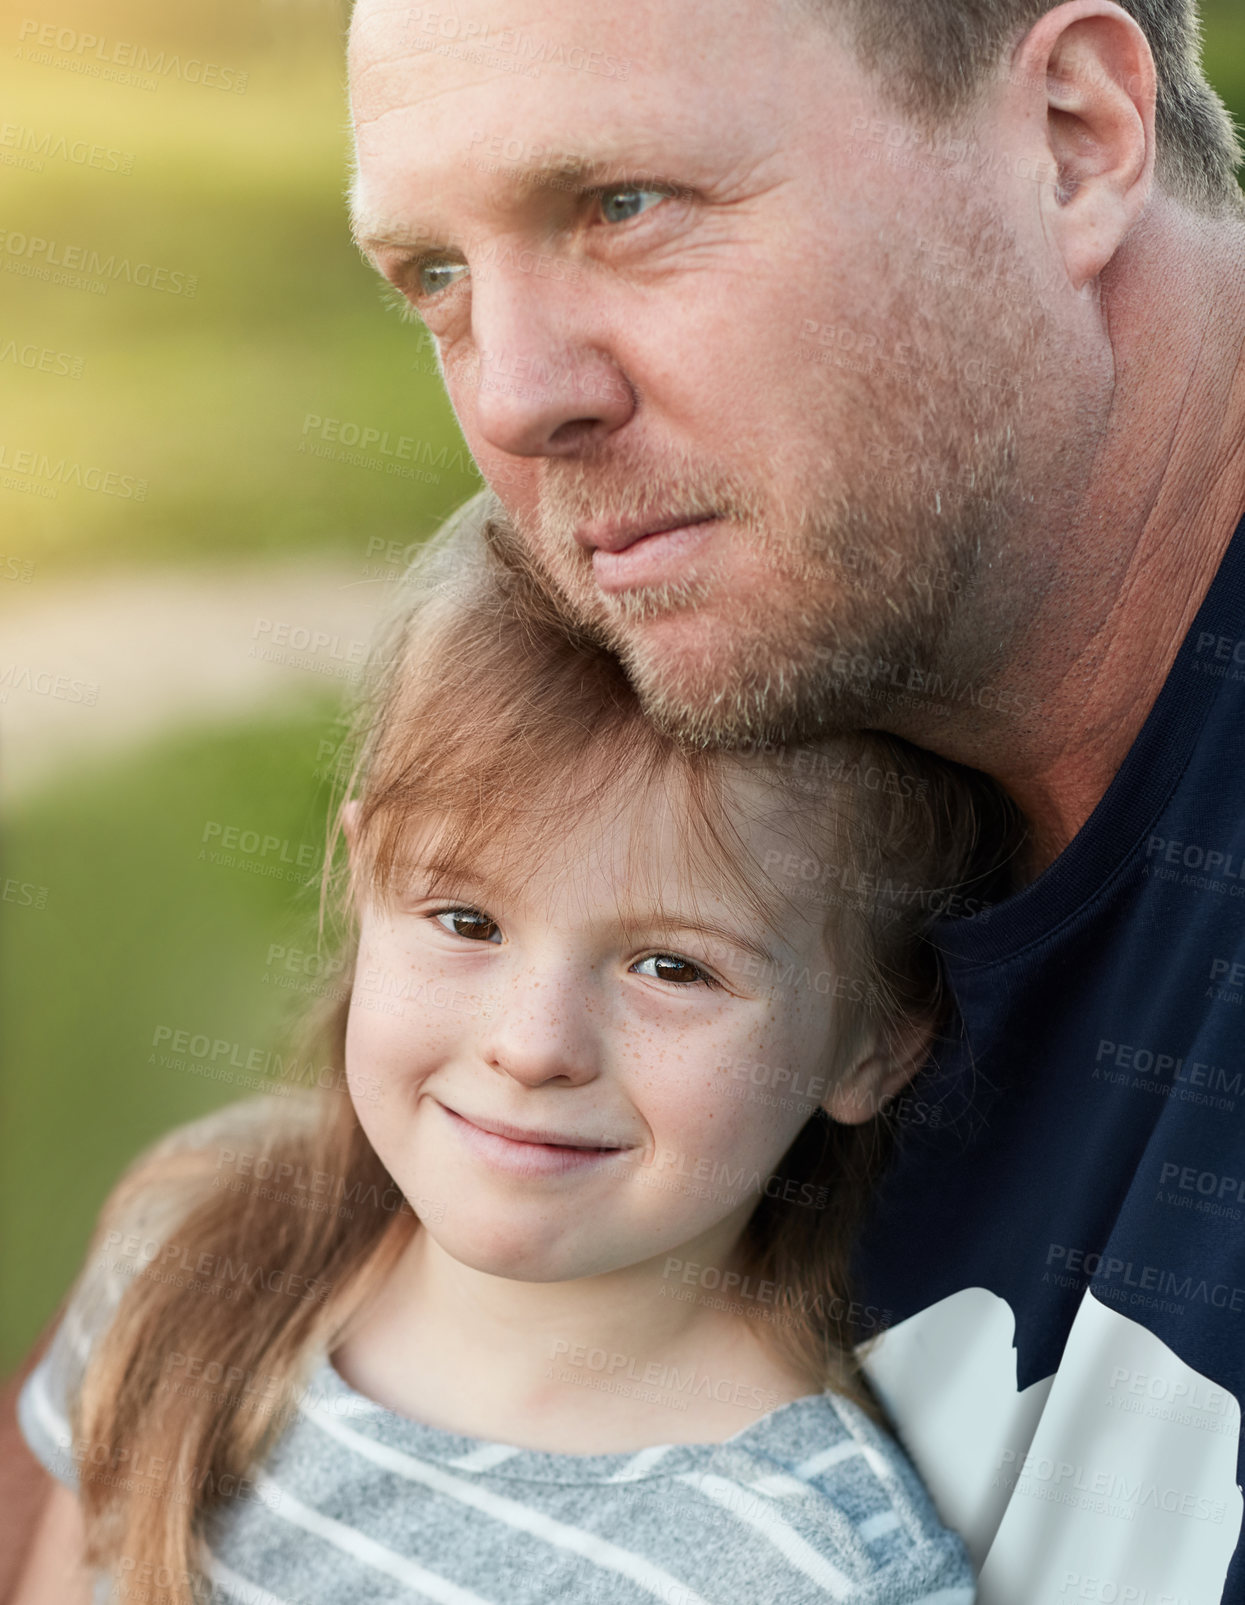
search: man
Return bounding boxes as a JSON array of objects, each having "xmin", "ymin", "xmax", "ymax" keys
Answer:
[{"xmin": 347, "ymin": 0, "xmax": 1245, "ymax": 1596}]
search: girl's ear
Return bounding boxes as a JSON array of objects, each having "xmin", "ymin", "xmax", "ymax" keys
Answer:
[
  {"xmin": 340, "ymin": 799, "xmax": 365, "ymax": 900},
  {"xmin": 822, "ymin": 1013, "xmax": 936, "ymax": 1126},
  {"xmin": 341, "ymin": 798, "xmax": 361, "ymax": 850}
]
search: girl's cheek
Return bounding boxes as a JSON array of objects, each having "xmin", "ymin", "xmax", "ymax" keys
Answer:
[
  {"xmin": 663, "ymin": 1023, "xmax": 782, "ymax": 1151},
  {"xmin": 344, "ymin": 990, "xmax": 389, "ymax": 1100}
]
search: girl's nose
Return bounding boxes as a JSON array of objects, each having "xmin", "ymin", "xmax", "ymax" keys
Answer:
[{"xmin": 477, "ymin": 971, "xmax": 600, "ymax": 1087}]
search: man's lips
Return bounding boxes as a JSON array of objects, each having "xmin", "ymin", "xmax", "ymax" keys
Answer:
[
  {"xmin": 573, "ymin": 512, "xmax": 718, "ymax": 555},
  {"xmin": 573, "ymin": 515, "xmax": 722, "ymax": 594}
]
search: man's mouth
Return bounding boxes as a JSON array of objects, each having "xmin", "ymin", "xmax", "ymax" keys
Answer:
[
  {"xmin": 572, "ymin": 513, "xmax": 722, "ymax": 593},
  {"xmin": 573, "ymin": 511, "xmax": 718, "ymax": 555}
]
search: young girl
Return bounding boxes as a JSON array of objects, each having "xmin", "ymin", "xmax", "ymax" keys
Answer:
[{"xmin": 15, "ymin": 499, "xmax": 1004, "ymax": 1605}]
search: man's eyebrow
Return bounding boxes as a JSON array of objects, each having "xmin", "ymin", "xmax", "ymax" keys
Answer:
[
  {"xmin": 351, "ymin": 158, "xmax": 686, "ymax": 253},
  {"xmin": 350, "ymin": 213, "xmax": 441, "ymax": 256},
  {"xmin": 493, "ymin": 155, "xmax": 663, "ymax": 199}
]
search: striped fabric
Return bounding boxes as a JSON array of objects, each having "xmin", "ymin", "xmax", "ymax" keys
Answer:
[{"xmin": 20, "ymin": 1332, "xmax": 975, "ymax": 1604}]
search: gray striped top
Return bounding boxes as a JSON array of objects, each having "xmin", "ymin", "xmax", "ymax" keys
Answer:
[{"xmin": 18, "ymin": 1101, "xmax": 975, "ymax": 1605}]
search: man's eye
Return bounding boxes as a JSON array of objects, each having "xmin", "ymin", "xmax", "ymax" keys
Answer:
[
  {"xmin": 598, "ymin": 187, "xmax": 667, "ymax": 225},
  {"xmin": 434, "ymin": 907, "xmax": 501, "ymax": 942},
  {"xmin": 417, "ymin": 260, "xmax": 469, "ymax": 298},
  {"xmin": 632, "ymin": 953, "xmax": 714, "ymax": 987}
]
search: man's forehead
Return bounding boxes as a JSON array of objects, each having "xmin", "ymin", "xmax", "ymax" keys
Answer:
[
  {"xmin": 349, "ymin": 0, "xmax": 820, "ymax": 144},
  {"xmin": 350, "ymin": 0, "xmax": 773, "ymax": 67},
  {"xmin": 348, "ymin": 0, "xmax": 828, "ymax": 238}
]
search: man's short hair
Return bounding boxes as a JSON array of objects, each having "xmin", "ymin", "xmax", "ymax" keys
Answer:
[{"xmin": 825, "ymin": 0, "xmax": 1243, "ymax": 214}]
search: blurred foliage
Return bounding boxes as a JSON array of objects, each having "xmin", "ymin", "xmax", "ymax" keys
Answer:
[
  {"xmin": 1204, "ymin": 0, "xmax": 1245, "ymax": 117},
  {"xmin": 0, "ymin": 0, "xmax": 479, "ymax": 573},
  {"xmin": 0, "ymin": 699, "xmax": 346, "ymax": 1369}
]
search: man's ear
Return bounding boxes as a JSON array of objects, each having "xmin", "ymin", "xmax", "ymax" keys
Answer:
[
  {"xmin": 1009, "ymin": 0, "xmax": 1156, "ymax": 289},
  {"xmin": 822, "ymin": 1013, "xmax": 935, "ymax": 1126}
]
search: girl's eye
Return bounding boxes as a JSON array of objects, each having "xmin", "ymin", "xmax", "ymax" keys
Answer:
[
  {"xmin": 434, "ymin": 907, "xmax": 501, "ymax": 943},
  {"xmin": 417, "ymin": 260, "xmax": 469, "ymax": 298},
  {"xmin": 598, "ymin": 186, "xmax": 668, "ymax": 225},
  {"xmin": 632, "ymin": 953, "xmax": 714, "ymax": 987}
]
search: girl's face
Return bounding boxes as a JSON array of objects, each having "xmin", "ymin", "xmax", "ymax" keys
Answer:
[{"xmin": 344, "ymin": 773, "xmax": 881, "ymax": 1285}]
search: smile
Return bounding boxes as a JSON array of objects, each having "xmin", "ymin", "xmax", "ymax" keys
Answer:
[{"xmin": 438, "ymin": 1102, "xmax": 632, "ymax": 1179}]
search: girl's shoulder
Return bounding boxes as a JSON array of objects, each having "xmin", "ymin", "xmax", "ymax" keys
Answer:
[
  {"xmin": 16, "ymin": 1093, "xmax": 318, "ymax": 1491},
  {"xmin": 124, "ymin": 1088, "xmax": 321, "ymax": 1175}
]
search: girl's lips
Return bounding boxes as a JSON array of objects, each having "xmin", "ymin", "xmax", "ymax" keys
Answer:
[{"xmin": 439, "ymin": 1102, "xmax": 631, "ymax": 1179}]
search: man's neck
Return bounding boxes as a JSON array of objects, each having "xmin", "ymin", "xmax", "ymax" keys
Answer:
[
  {"xmin": 1016, "ymin": 463, "xmax": 1243, "ymax": 877},
  {"xmin": 902, "ymin": 202, "xmax": 1245, "ymax": 879}
]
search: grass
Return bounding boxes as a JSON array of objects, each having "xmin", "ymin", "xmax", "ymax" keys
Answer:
[{"xmin": 0, "ymin": 695, "xmax": 350, "ymax": 1371}]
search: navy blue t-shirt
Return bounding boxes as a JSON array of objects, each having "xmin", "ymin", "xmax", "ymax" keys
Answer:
[{"xmin": 855, "ymin": 510, "xmax": 1245, "ymax": 1600}]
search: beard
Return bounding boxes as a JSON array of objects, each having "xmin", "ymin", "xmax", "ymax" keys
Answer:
[{"xmin": 490, "ymin": 202, "xmax": 1050, "ymax": 749}]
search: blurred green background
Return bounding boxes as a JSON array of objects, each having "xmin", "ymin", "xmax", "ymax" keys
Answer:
[{"xmin": 1, "ymin": 0, "xmax": 1243, "ymax": 1372}]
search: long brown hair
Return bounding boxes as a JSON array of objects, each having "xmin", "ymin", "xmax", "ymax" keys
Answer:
[{"xmin": 72, "ymin": 495, "xmax": 1019, "ymax": 1603}]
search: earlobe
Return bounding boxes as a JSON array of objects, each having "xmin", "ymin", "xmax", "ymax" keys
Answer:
[
  {"xmin": 1011, "ymin": 1, "xmax": 1156, "ymax": 290},
  {"xmin": 823, "ymin": 1016, "xmax": 934, "ymax": 1126},
  {"xmin": 340, "ymin": 798, "xmax": 364, "ymax": 885},
  {"xmin": 823, "ymin": 1052, "xmax": 899, "ymax": 1125},
  {"xmin": 339, "ymin": 799, "xmax": 373, "ymax": 920}
]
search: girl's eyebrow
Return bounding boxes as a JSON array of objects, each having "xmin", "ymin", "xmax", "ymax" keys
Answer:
[
  {"xmin": 625, "ymin": 913, "xmax": 775, "ymax": 968},
  {"xmin": 396, "ymin": 864, "xmax": 778, "ymax": 967},
  {"xmin": 386, "ymin": 861, "xmax": 487, "ymax": 901}
]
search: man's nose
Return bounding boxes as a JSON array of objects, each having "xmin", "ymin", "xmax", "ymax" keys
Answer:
[
  {"xmin": 478, "ymin": 971, "xmax": 600, "ymax": 1087},
  {"xmin": 463, "ymin": 266, "xmax": 635, "ymax": 457}
]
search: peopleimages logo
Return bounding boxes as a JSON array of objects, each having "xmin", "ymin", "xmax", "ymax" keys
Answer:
[
  {"xmin": 1092, "ymin": 1038, "xmax": 1242, "ymax": 1113},
  {"xmin": 0, "ymin": 664, "xmax": 98, "ymax": 703},
  {"xmin": 0, "ymin": 443, "xmax": 146, "ymax": 499},
  {"xmin": 1146, "ymin": 834, "xmax": 1245, "ymax": 880},
  {"xmin": 0, "ymin": 122, "xmax": 134, "ymax": 174},
  {"xmin": 403, "ymin": 9, "xmax": 631, "ymax": 78},
  {"xmin": 0, "ymin": 230, "xmax": 196, "ymax": 296},
  {"xmin": 1045, "ymin": 1241, "xmax": 1245, "ymax": 1314},
  {"xmin": 999, "ymin": 1443, "xmax": 1228, "ymax": 1525},
  {"xmin": 16, "ymin": 21, "xmax": 248, "ymax": 93},
  {"xmin": 0, "ymin": 339, "xmax": 83, "ymax": 378}
]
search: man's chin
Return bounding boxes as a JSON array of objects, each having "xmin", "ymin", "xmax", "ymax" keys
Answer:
[{"xmin": 603, "ymin": 603, "xmax": 840, "ymax": 747}]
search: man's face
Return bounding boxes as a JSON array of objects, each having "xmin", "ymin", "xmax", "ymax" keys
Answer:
[{"xmin": 349, "ymin": 0, "xmax": 1060, "ymax": 743}]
